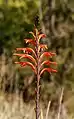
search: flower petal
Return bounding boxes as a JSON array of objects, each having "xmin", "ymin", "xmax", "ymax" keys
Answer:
[
  {"xmin": 13, "ymin": 53, "xmax": 37, "ymax": 66},
  {"xmin": 39, "ymin": 52, "xmax": 56, "ymax": 62},
  {"xmin": 40, "ymin": 68, "xmax": 57, "ymax": 76},
  {"xmin": 38, "ymin": 34, "xmax": 46, "ymax": 42},
  {"xmin": 15, "ymin": 61, "xmax": 37, "ymax": 74},
  {"xmin": 40, "ymin": 60, "xmax": 57, "ymax": 69},
  {"xmin": 29, "ymin": 31, "xmax": 35, "ymax": 38},
  {"xmin": 16, "ymin": 48, "xmax": 37, "ymax": 58},
  {"xmin": 39, "ymin": 44, "xmax": 48, "ymax": 52},
  {"xmin": 24, "ymin": 39, "xmax": 36, "ymax": 46}
]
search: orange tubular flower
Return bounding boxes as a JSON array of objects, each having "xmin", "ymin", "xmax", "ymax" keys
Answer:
[
  {"xmin": 40, "ymin": 60, "xmax": 57, "ymax": 70},
  {"xmin": 13, "ymin": 53, "xmax": 37, "ymax": 66},
  {"xmin": 39, "ymin": 44, "xmax": 48, "ymax": 52},
  {"xmin": 16, "ymin": 47, "xmax": 37, "ymax": 58},
  {"xmin": 40, "ymin": 68, "xmax": 57, "ymax": 76},
  {"xmin": 39, "ymin": 52, "xmax": 56, "ymax": 63},
  {"xmin": 38, "ymin": 33, "xmax": 46, "ymax": 41},
  {"xmin": 29, "ymin": 31, "xmax": 35, "ymax": 38},
  {"xmin": 15, "ymin": 61, "xmax": 37, "ymax": 74},
  {"xmin": 24, "ymin": 39, "xmax": 36, "ymax": 46}
]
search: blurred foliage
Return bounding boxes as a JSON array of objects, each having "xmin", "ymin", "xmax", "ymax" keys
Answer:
[{"xmin": 0, "ymin": 0, "xmax": 39, "ymax": 54}]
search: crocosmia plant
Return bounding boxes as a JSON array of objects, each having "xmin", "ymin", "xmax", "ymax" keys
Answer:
[{"xmin": 13, "ymin": 28, "xmax": 57, "ymax": 119}]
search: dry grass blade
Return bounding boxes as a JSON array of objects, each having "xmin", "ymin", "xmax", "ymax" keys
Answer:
[
  {"xmin": 45, "ymin": 100, "xmax": 51, "ymax": 119},
  {"xmin": 40, "ymin": 108, "xmax": 44, "ymax": 119},
  {"xmin": 57, "ymin": 87, "xmax": 64, "ymax": 119}
]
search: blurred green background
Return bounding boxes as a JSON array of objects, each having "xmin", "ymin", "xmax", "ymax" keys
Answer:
[{"xmin": 0, "ymin": 0, "xmax": 74, "ymax": 117}]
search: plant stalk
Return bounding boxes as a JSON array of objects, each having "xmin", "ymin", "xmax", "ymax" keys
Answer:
[
  {"xmin": 36, "ymin": 72, "xmax": 40, "ymax": 119},
  {"xmin": 36, "ymin": 33, "xmax": 40, "ymax": 119}
]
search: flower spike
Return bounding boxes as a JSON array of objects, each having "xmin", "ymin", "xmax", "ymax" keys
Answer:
[{"xmin": 13, "ymin": 27, "xmax": 57, "ymax": 119}]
